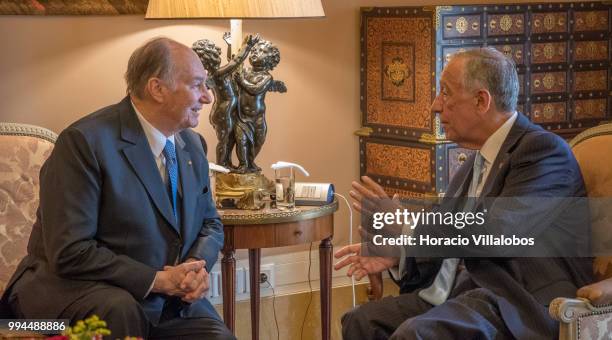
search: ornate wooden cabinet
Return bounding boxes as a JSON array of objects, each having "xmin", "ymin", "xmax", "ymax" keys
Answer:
[{"xmin": 358, "ymin": 2, "xmax": 611, "ymax": 197}]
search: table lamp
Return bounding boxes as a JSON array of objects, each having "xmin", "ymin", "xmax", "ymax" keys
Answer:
[{"xmin": 145, "ymin": 0, "xmax": 324, "ymax": 50}]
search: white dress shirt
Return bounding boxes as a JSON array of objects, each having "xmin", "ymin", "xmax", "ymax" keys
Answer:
[
  {"xmin": 132, "ymin": 101, "xmax": 176, "ymax": 187},
  {"xmin": 474, "ymin": 111, "xmax": 518, "ymax": 196},
  {"xmin": 390, "ymin": 112, "xmax": 518, "ymax": 283}
]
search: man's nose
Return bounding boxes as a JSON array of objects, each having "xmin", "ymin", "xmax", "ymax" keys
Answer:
[
  {"xmin": 200, "ymin": 87, "xmax": 213, "ymax": 104},
  {"xmin": 430, "ymin": 94, "xmax": 442, "ymax": 114}
]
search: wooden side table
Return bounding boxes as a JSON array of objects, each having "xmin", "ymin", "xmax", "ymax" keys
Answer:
[{"xmin": 219, "ymin": 201, "xmax": 338, "ymax": 340}]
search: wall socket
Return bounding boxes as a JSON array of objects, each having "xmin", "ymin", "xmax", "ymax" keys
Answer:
[
  {"xmin": 259, "ymin": 263, "xmax": 275, "ymax": 288},
  {"xmin": 208, "ymin": 263, "xmax": 275, "ymax": 301},
  {"xmin": 246, "ymin": 263, "xmax": 275, "ymax": 291}
]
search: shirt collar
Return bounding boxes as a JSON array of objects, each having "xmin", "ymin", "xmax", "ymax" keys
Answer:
[
  {"xmin": 479, "ymin": 111, "xmax": 517, "ymax": 165},
  {"xmin": 131, "ymin": 100, "xmax": 175, "ymax": 158}
]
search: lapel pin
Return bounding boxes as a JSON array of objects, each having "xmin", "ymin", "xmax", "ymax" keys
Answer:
[{"xmin": 188, "ymin": 160, "xmax": 192, "ymax": 166}]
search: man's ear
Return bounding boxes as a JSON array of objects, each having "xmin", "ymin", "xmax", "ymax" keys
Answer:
[
  {"xmin": 146, "ymin": 78, "xmax": 165, "ymax": 103},
  {"xmin": 475, "ymin": 89, "xmax": 493, "ymax": 116}
]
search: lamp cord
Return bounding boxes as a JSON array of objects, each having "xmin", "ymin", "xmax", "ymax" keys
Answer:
[
  {"xmin": 263, "ymin": 279, "xmax": 279, "ymax": 340},
  {"xmin": 334, "ymin": 192, "xmax": 355, "ymax": 308}
]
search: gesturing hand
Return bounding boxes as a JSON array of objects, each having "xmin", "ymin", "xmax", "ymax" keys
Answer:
[
  {"xmin": 334, "ymin": 243, "xmax": 398, "ymax": 280},
  {"xmin": 350, "ymin": 176, "xmax": 404, "ymax": 239},
  {"xmin": 577, "ymin": 279, "xmax": 612, "ymax": 306},
  {"xmin": 350, "ymin": 176, "xmax": 400, "ymax": 216}
]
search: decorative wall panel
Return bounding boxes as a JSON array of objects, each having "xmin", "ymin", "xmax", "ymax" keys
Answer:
[
  {"xmin": 361, "ymin": 8, "xmax": 437, "ymax": 141},
  {"xmin": 360, "ymin": 2, "xmax": 611, "ymax": 197}
]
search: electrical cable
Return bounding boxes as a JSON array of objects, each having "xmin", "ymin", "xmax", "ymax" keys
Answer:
[
  {"xmin": 299, "ymin": 242, "xmax": 313, "ymax": 340},
  {"xmin": 334, "ymin": 192, "xmax": 356, "ymax": 308},
  {"xmin": 264, "ymin": 279, "xmax": 279, "ymax": 340}
]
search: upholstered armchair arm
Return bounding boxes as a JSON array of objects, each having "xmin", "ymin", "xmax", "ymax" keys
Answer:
[{"xmin": 550, "ymin": 297, "xmax": 612, "ymax": 340}]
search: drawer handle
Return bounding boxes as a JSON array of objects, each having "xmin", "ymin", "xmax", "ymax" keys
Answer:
[{"xmin": 294, "ymin": 230, "xmax": 303, "ymax": 236}]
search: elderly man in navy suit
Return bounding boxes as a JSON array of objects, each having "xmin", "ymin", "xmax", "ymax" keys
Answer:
[
  {"xmin": 336, "ymin": 48, "xmax": 592, "ymax": 339},
  {"xmin": 2, "ymin": 37, "xmax": 234, "ymax": 339}
]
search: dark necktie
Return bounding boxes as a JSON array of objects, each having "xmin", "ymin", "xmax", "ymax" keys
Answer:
[{"xmin": 163, "ymin": 139, "xmax": 178, "ymax": 220}]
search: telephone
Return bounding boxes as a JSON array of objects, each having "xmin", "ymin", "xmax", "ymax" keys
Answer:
[{"xmin": 295, "ymin": 182, "xmax": 335, "ymax": 206}]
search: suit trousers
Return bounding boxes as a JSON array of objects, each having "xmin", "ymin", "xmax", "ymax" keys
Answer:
[
  {"xmin": 341, "ymin": 270, "xmax": 516, "ymax": 340},
  {"xmin": 10, "ymin": 285, "xmax": 234, "ymax": 340}
]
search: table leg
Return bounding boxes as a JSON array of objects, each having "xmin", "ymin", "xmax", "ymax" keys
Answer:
[
  {"xmin": 319, "ymin": 237, "xmax": 332, "ymax": 340},
  {"xmin": 249, "ymin": 248, "xmax": 261, "ymax": 340},
  {"xmin": 222, "ymin": 247, "xmax": 236, "ymax": 333}
]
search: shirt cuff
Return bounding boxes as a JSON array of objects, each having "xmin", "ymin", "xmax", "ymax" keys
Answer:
[
  {"xmin": 144, "ymin": 272, "xmax": 159, "ymax": 299},
  {"xmin": 389, "ymin": 223, "xmax": 412, "ymax": 281}
]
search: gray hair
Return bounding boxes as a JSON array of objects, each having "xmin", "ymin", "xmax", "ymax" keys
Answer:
[
  {"xmin": 125, "ymin": 37, "xmax": 181, "ymax": 99},
  {"xmin": 452, "ymin": 47, "xmax": 519, "ymax": 113}
]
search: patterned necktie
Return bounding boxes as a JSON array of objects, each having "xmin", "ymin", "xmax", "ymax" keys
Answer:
[
  {"xmin": 468, "ymin": 151, "xmax": 486, "ymax": 197},
  {"xmin": 163, "ymin": 139, "xmax": 178, "ymax": 220},
  {"xmin": 418, "ymin": 151, "xmax": 486, "ymax": 305}
]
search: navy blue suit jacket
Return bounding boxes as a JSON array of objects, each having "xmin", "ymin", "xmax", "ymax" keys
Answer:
[
  {"xmin": 398, "ymin": 113, "xmax": 593, "ymax": 339},
  {"xmin": 3, "ymin": 97, "xmax": 224, "ymax": 324}
]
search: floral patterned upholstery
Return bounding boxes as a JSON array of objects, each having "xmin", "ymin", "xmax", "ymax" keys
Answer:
[
  {"xmin": 0, "ymin": 123, "xmax": 56, "ymax": 296},
  {"xmin": 578, "ymin": 313, "xmax": 612, "ymax": 339}
]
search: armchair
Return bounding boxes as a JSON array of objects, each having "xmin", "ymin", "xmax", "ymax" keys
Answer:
[
  {"xmin": 0, "ymin": 123, "xmax": 57, "ymax": 296},
  {"xmin": 549, "ymin": 122, "xmax": 612, "ymax": 340},
  {"xmin": 366, "ymin": 123, "xmax": 612, "ymax": 339}
]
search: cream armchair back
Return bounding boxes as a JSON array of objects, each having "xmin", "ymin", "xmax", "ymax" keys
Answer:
[
  {"xmin": 549, "ymin": 123, "xmax": 612, "ymax": 340},
  {"xmin": 0, "ymin": 123, "xmax": 56, "ymax": 296}
]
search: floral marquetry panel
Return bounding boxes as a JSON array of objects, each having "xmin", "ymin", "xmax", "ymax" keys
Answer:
[
  {"xmin": 531, "ymin": 42, "xmax": 567, "ymax": 64},
  {"xmin": 359, "ymin": 136, "xmax": 466, "ymax": 196},
  {"xmin": 573, "ymin": 70, "xmax": 608, "ymax": 92},
  {"xmin": 574, "ymin": 99, "xmax": 607, "ymax": 120},
  {"xmin": 488, "ymin": 13, "xmax": 526, "ymax": 36},
  {"xmin": 365, "ymin": 142, "xmax": 431, "ymax": 184},
  {"xmin": 361, "ymin": 7, "xmax": 436, "ymax": 139},
  {"xmin": 531, "ymin": 12, "xmax": 568, "ymax": 34},
  {"xmin": 531, "ymin": 72, "xmax": 566, "ymax": 94},
  {"xmin": 531, "ymin": 102, "xmax": 567, "ymax": 123},
  {"xmin": 442, "ymin": 14, "xmax": 482, "ymax": 39},
  {"xmin": 381, "ymin": 43, "xmax": 415, "ymax": 102},
  {"xmin": 573, "ymin": 10, "xmax": 608, "ymax": 32},
  {"xmin": 573, "ymin": 41, "xmax": 608, "ymax": 61}
]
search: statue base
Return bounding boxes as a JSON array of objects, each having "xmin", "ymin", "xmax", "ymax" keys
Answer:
[{"xmin": 215, "ymin": 172, "xmax": 274, "ymax": 210}]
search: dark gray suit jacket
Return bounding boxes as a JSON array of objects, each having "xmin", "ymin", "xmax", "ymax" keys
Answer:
[
  {"xmin": 2, "ymin": 97, "xmax": 224, "ymax": 324},
  {"xmin": 398, "ymin": 113, "xmax": 593, "ymax": 339}
]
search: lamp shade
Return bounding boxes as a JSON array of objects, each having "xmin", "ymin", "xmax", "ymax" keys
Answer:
[{"xmin": 145, "ymin": 0, "xmax": 325, "ymax": 19}]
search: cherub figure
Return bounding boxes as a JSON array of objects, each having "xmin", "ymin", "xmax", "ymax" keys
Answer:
[
  {"xmin": 192, "ymin": 34, "xmax": 259, "ymax": 168},
  {"xmin": 234, "ymin": 40, "xmax": 287, "ymax": 173}
]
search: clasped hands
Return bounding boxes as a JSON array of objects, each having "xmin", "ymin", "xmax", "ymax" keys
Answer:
[
  {"xmin": 152, "ymin": 259, "xmax": 209, "ymax": 303},
  {"xmin": 334, "ymin": 176, "xmax": 403, "ymax": 280}
]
